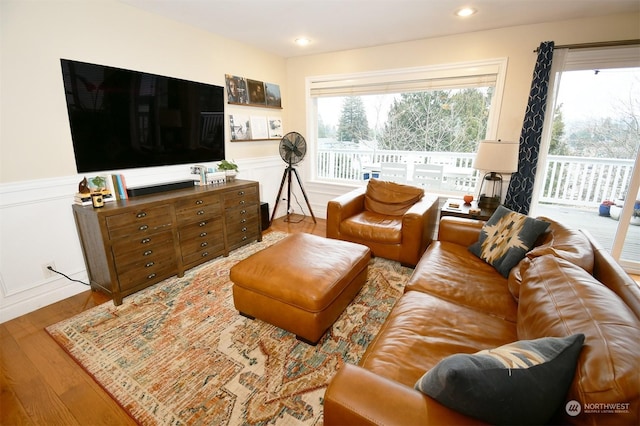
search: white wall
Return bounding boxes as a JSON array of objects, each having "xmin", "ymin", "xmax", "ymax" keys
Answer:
[{"xmin": 0, "ymin": 0, "xmax": 287, "ymax": 321}]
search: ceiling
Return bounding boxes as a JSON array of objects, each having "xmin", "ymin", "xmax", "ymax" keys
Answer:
[{"xmin": 120, "ymin": 0, "xmax": 639, "ymax": 58}]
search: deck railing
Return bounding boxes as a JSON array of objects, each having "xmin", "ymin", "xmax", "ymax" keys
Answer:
[{"xmin": 317, "ymin": 148, "xmax": 636, "ymax": 207}]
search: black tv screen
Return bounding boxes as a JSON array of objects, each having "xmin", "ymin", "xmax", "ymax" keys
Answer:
[{"xmin": 60, "ymin": 59, "xmax": 225, "ymax": 173}]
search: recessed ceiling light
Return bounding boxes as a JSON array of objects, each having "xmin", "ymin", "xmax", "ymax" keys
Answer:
[
  {"xmin": 295, "ymin": 38, "xmax": 311, "ymax": 46},
  {"xmin": 456, "ymin": 7, "xmax": 477, "ymax": 17}
]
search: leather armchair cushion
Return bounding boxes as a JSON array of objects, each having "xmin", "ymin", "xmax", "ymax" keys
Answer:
[
  {"xmin": 340, "ymin": 211, "xmax": 402, "ymax": 244},
  {"xmin": 364, "ymin": 179, "xmax": 424, "ymax": 216},
  {"xmin": 517, "ymin": 255, "xmax": 640, "ymax": 425}
]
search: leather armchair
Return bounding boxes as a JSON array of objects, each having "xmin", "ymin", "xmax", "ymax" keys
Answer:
[{"xmin": 326, "ymin": 179, "xmax": 439, "ymax": 267}]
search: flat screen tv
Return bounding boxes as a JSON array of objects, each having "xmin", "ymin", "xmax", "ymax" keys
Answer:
[{"xmin": 60, "ymin": 59, "xmax": 225, "ymax": 173}]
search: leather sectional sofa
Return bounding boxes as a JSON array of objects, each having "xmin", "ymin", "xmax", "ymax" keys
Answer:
[{"xmin": 324, "ymin": 215, "xmax": 640, "ymax": 425}]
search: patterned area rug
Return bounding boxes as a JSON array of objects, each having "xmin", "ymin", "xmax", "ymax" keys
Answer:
[{"xmin": 46, "ymin": 232, "xmax": 413, "ymax": 425}]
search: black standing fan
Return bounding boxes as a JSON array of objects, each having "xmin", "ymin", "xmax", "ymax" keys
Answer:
[{"xmin": 270, "ymin": 132, "xmax": 316, "ymax": 224}]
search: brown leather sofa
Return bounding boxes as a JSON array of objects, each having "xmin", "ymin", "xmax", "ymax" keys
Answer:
[
  {"xmin": 326, "ymin": 179, "xmax": 439, "ymax": 267},
  {"xmin": 324, "ymin": 216, "xmax": 640, "ymax": 425}
]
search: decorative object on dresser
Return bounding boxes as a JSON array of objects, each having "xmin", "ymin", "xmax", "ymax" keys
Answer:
[
  {"xmin": 217, "ymin": 159, "xmax": 239, "ymax": 181},
  {"xmin": 72, "ymin": 180, "xmax": 261, "ymax": 305},
  {"xmin": 473, "ymin": 139, "xmax": 519, "ymax": 208}
]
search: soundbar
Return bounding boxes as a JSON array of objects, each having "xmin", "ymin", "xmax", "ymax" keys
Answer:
[{"xmin": 127, "ymin": 180, "xmax": 195, "ymax": 197}]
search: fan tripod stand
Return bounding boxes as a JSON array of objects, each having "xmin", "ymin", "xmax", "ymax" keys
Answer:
[{"xmin": 270, "ymin": 162, "xmax": 316, "ymax": 224}]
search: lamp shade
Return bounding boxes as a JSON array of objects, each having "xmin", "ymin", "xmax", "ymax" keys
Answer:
[{"xmin": 473, "ymin": 140, "xmax": 519, "ymax": 173}]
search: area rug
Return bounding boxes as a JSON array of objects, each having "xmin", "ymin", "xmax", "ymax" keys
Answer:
[{"xmin": 46, "ymin": 232, "xmax": 413, "ymax": 425}]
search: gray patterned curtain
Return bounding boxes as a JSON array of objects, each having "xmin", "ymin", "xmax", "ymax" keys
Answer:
[{"xmin": 504, "ymin": 41, "xmax": 555, "ymax": 214}]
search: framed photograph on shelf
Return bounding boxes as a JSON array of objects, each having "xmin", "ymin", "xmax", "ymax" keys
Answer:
[
  {"xmin": 247, "ymin": 79, "xmax": 266, "ymax": 105},
  {"xmin": 250, "ymin": 116, "xmax": 269, "ymax": 139},
  {"xmin": 229, "ymin": 114, "xmax": 251, "ymax": 141},
  {"xmin": 225, "ymin": 74, "xmax": 248, "ymax": 104},
  {"xmin": 265, "ymin": 82, "xmax": 282, "ymax": 107},
  {"xmin": 268, "ymin": 117, "xmax": 283, "ymax": 139}
]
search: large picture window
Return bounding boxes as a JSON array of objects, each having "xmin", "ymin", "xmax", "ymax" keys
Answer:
[{"xmin": 307, "ymin": 59, "xmax": 507, "ymax": 194}]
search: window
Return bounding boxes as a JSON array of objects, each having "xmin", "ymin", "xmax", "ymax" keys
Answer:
[
  {"xmin": 307, "ymin": 59, "xmax": 507, "ymax": 194},
  {"xmin": 533, "ymin": 45, "xmax": 640, "ymax": 274}
]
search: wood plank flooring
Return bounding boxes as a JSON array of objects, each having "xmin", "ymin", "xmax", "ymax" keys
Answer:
[
  {"xmin": 1, "ymin": 213, "xmax": 637, "ymax": 425},
  {"xmin": 0, "ymin": 215, "xmax": 322, "ymax": 426}
]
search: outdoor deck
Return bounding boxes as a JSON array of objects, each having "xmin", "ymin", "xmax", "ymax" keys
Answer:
[{"xmin": 535, "ymin": 204, "xmax": 639, "ymax": 264}]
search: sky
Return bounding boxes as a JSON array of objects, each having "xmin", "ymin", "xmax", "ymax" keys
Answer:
[{"xmin": 555, "ymin": 67, "xmax": 640, "ymax": 123}]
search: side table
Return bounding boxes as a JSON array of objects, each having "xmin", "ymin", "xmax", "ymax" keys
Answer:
[{"xmin": 440, "ymin": 198, "xmax": 496, "ymax": 221}]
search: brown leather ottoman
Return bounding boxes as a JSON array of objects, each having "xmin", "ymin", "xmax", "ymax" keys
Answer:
[{"xmin": 230, "ymin": 233, "xmax": 371, "ymax": 345}]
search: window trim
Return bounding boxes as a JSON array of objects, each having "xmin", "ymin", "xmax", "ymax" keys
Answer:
[{"xmin": 305, "ymin": 58, "xmax": 509, "ymax": 183}]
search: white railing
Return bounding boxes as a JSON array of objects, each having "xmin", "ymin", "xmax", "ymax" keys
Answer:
[
  {"xmin": 540, "ymin": 156, "xmax": 635, "ymax": 206},
  {"xmin": 317, "ymin": 148, "xmax": 635, "ymax": 206}
]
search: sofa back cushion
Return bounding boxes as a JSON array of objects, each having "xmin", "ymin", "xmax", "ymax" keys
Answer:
[
  {"xmin": 517, "ymin": 255, "xmax": 639, "ymax": 425},
  {"xmin": 508, "ymin": 218, "xmax": 594, "ymax": 301},
  {"xmin": 364, "ymin": 179, "xmax": 424, "ymax": 216}
]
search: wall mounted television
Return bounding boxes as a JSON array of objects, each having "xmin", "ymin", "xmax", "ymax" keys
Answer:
[{"xmin": 60, "ymin": 59, "xmax": 225, "ymax": 173}]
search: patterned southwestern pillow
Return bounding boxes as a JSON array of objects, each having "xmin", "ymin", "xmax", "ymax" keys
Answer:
[
  {"xmin": 469, "ymin": 205, "xmax": 550, "ymax": 277},
  {"xmin": 415, "ymin": 334, "xmax": 585, "ymax": 425}
]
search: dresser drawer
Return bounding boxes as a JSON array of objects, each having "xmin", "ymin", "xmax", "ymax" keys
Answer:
[
  {"xmin": 178, "ymin": 217, "xmax": 223, "ymax": 241},
  {"xmin": 106, "ymin": 205, "xmax": 173, "ymax": 239},
  {"xmin": 116, "ymin": 254, "xmax": 177, "ymax": 292},
  {"xmin": 226, "ymin": 218, "xmax": 259, "ymax": 249},
  {"xmin": 111, "ymin": 231, "xmax": 175, "ymax": 266},
  {"xmin": 175, "ymin": 194, "xmax": 222, "ymax": 224},
  {"xmin": 223, "ymin": 186, "xmax": 258, "ymax": 209},
  {"xmin": 181, "ymin": 237, "xmax": 225, "ymax": 266},
  {"xmin": 225, "ymin": 205, "xmax": 259, "ymax": 226}
]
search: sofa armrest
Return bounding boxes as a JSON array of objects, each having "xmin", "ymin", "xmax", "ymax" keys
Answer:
[
  {"xmin": 400, "ymin": 196, "xmax": 439, "ymax": 266},
  {"xmin": 437, "ymin": 216, "xmax": 485, "ymax": 246},
  {"xmin": 324, "ymin": 364, "xmax": 483, "ymax": 426},
  {"xmin": 327, "ymin": 187, "xmax": 366, "ymax": 239}
]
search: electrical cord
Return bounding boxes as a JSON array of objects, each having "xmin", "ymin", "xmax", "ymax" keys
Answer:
[
  {"xmin": 283, "ymin": 192, "xmax": 307, "ymax": 223},
  {"xmin": 47, "ymin": 266, "xmax": 91, "ymax": 286}
]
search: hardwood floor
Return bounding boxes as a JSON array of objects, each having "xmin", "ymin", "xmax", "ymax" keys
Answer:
[
  {"xmin": 0, "ymin": 215, "xmax": 322, "ymax": 426},
  {"xmin": 2, "ymin": 214, "xmax": 638, "ymax": 425}
]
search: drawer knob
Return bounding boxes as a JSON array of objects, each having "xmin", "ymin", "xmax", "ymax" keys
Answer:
[
  {"xmin": 139, "ymin": 224, "xmax": 149, "ymax": 231},
  {"xmin": 143, "ymin": 250, "xmax": 153, "ymax": 256},
  {"xmin": 240, "ymin": 209, "xmax": 247, "ymax": 214},
  {"xmin": 242, "ymin": 236, "xmax": 248, "ymax": 241},
  {"xmin": 145, "ymin": 261, "xmax": 155, "ymax": 268},
  {"xmin": 195, "ymin": 200, "xmax": 204, "ymax": 205},
  {"xmin": 198, "ymin": 221, "xmax": 207, "ymax": 227},
  {"xmin": 141, "ymin": 238, "xmax": 151, "ymax": 244},
  {"xmin": 239, "ymin": 200, "xmax": 245, "ymax": 205},
  {"xmin": 201, "ymin": 252, "xmax": 209, "ymax": 257},
  {"xmin": 147, "ymin": 273, "xmax": 156, "ymax": 280},
  {"xmin": 200, "ymin": 232, "xmax": 207, "ymax": 237},
  {"xmin": 197, "ymin": 210, "xmax": 205, "ymax": 215},
  {"xmin": 238, "ymin": 191, "xmax": 245, "ymax": 195},
  {"xmin": 241, "ymin": 219, "xmax": 247, "ymax": 223},
  {"xmin": 200, "ymin": 242, "xmax": 208, "ymax": 247},
  {"xmin": 136, "ymin": 212, "xmax": 147, "ymax": 218}
]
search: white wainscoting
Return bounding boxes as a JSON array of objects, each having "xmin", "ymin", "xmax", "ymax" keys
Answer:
[{"xmin": 0, "ymin": 156, "xmax": 285, "ymax": 323}]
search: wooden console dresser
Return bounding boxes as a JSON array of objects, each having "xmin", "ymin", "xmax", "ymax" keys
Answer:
[{"xmin": 72, "ymin": 180, "xmax": 261, "ymax": 305}]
